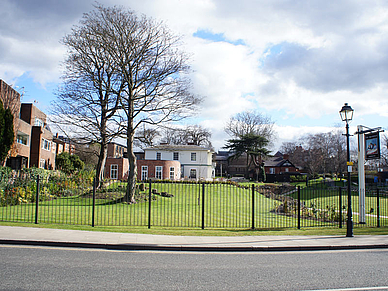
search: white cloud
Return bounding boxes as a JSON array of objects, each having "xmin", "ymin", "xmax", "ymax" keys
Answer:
[{"xmin": 2, "ymin": 0, "xmax": 388, "ymax": 152}]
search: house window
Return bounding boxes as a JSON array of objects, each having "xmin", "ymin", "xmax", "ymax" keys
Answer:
[
  {"xmin": 156, "ymin": 152, "xmax": 161, "ymax": 160},
  {"xmin": 190, "ymin": 169, "xmax": 197, "ymax": 179},
  {"xmin": 191, "ymin": 153, "xmax": 196, "ymax": 161},
  {"xmin": 269, "ymin": 168, "xmax": 275, "ymax": 174},
  {"xmin": 155, "ymin": 166, "xmax": 163, "ymax": 179},
  {"xmin": 42, "ymin": 139, "xmax": 51, "ymax": 151},
  {"xmin": 39, "ymin": 159, "xmax": 46, "ymax": 169},
  {"xmin": 141, "ymin": 166, "xmax": 148, "ymax": 181},
  {"xmin": 169, "ymin": 167, "xmax": 175, "ymax": 180},
  {"xmin": 173, "ymin": 152, "xmax": 179, "ymax": 161},
  {"xmin": 16, "ymin": 133, "xmax": 28, "ymax": 145},
  {"xmin": 285, "ymin": 168, "xmax": 289, "ymax": 172},
  {"xmin": 111, "ymin": 164, "xmax": 118, "ymax": 179}
]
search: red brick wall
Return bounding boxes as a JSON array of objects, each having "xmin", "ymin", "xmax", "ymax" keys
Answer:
[
  {"xmin": 105, "ymin": 157, "xmax": 129, "ymax": 180},
  {"xmin": 137, "ymin": 160, "xmax": 181, "ymax": 180},
  {"xmin": 265, "ymin": 166, "xmax": 298, "ymax": 174}
]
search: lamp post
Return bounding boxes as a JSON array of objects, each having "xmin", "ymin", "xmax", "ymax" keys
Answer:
[{"xmin": 339, "ymin": 103, "xmax": 354, "ymax": 237}]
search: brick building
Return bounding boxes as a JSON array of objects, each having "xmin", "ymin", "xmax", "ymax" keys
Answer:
[
  {"xmin": 103, "ymin": 143, "xmax": 214, "ymax": 181},
  {"xmin": 1, "ymin": 80, "xmax": 73, "ymax": 170}
]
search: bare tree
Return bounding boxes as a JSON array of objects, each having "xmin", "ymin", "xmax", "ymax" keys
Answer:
[
  {"xmin": 160, "ymin": 127, "xmax": 186, "ymax": 145},
  {"xmin": 134, "ymin": 126, "xmax": 160, "ymax": 148},
  {"xmin": 156, "ymin": 125, "xmax": 212, "ymax": 148},
  {"xmin": 183, "ymin": 125, "xmax": 212, "ymax": 148},
  {"xmin": 282, "ymin": 129, "xmax": 347, "ymax": 178},
  {"xmin": 74, "ymin": 142, "xmax": 100, "ymax": 171},
  {"xmin": 51, "ymin": 10, "xmax": 125, "ymax": 186},
  {"xmin": 225, "ymin": 111, "xmax": 275, "ymax": 143},
  {"xmin": 86, "ymin": 5, "xmax": 200, "ymax": 202}
]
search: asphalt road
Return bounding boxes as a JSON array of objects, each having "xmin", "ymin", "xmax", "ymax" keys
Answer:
[{"xmin": 1, "ymin": 245, "xmax": 388, "ymax": 290}]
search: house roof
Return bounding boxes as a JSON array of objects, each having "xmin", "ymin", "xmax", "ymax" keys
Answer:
[
  {"xmin": 144, "ymin": 144, "xmax": 212, "ymax": 152},
  {"xmin": 264, "ymin": 156, "xmax": 296, "ymax": 168}
]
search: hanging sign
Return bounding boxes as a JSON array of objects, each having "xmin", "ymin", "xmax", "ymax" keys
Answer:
[{"xmin": 365, "ymin": 132, "xmax": 380, "ymax": 160}]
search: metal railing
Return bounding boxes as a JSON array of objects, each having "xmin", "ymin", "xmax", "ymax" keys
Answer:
[{"xmin": 1, "ymin": 174, "xmax": 387, "ymax": 229}]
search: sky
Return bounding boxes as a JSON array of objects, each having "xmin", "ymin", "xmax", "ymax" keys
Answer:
[{"xmin": 1, "ymin": 0, "xmax": 388, "ymax": 152}]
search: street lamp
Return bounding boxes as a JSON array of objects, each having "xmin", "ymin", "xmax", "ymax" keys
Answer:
[{"xmin": 340, "ymin": 103, "xmax": 354, "ymax": 237}]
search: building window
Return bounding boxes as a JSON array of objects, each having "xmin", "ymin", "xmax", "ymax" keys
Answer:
[
  {"xmin": 156, "ymin": 152, "xmax": 161, "ymax": 160},
  {"xmin": 155, "ymin": 166, "xmax": 163, "ymax": 179},
  {"xmin": 141, "ymin": 166, "xmax": 148, "ymax": 181},
  {"xmin": 285, "ymin": 168, "xmax": 289, "ymax": 172},
  {"xmin": 111, "ymin": 164, "xmax": 118, "ymax": 179},
  {"xmin": 39, "ymin": 159, "xmax": 46, "ymax": 169},
  {"xmin": 169, "ymin": 167, "xmax": 175, "ymax": 180},
  {"xmin": 34, "ymin": 118, "xmax": 43, "ymax": 127},
  {"xmin": 16, "ymin": 133, "xmax": 28, "ymax": 145},
  {"xmin": 190, "ymin": 169, "xmax": 197, "ymax": 179},
  {"xmin": 173, "ymin": 152, "xmax": 179, "ymax": 161},
  {"xmin": 191, "ymin": 153, "xmax": 196, "ymax": 161},
  {"xmin": 42, "ymin": 139, "xmax": 51, "ymax": 151},
  {"xmin": 270, "ymin": 168, "xmax": 275, "ymax": 174}
]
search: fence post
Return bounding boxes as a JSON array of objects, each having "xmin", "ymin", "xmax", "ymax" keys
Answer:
[
  {"xmin": 92, "ymin": 178, "xmax": 96, "ymax": 227},
  {"xmin": 297, "ymin": 186, "xmax": 301, "ymax": 229},
  {"xmin": 35, "ymin": 175, "xmax": 40, "ymax": 224},
  {"xmin": 202, "ymin": 183, "xmax": 205, "ymax": 230},
  {"xmin": 339, "ymin": 187, "xmax": 342, "ymax": 228},
  {"xmin": 148, "ymin": 180, "xmax": 152, "ymax": 229},
  {"xmin": 251, "ymin": 184, "xmax": 255, "ymax": 230},
  {"xmin": 377, "ymin": 188, "xmax": 380, "ymax": 228}
]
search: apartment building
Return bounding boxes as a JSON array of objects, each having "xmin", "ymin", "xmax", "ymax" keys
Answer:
[{"xmin": 1, "ymin": 79, "xmax": 73, "ymax": 170}]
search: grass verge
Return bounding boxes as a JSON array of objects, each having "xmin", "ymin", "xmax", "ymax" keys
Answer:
[{"xmin": 1, "ymin": 221, "xmax": 388, "ymax": 236}]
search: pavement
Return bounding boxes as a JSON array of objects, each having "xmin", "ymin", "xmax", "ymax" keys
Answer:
[{"xmin": 1, "ymin": 225, "xmax": 388, "ymax": 252}]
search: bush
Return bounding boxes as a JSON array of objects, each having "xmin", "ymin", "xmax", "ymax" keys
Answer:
[{"xmin": 56, "ymin": 152, "xmax": 85, "ymax": 175}]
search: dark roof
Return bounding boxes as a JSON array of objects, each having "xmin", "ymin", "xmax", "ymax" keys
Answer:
[
  {"xmin": 264, "ymin": 156, "xmax": 296, "ymax": 168},
  {"xmin": 144, "ymin": 145, "xmax": 211, "ymax": 152}
]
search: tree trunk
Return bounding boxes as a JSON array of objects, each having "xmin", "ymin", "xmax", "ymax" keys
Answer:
[
  {"xmin": 125, "ymin": 130, "xmax": 137, "ymax": 203},
  {"xmin": 95, "ymin": 142, "xmax": 107, "ymax": 188},
  {"xmin": 95, "ymin": 119, "xmax": 107, "ymax": 188},
  {"xmin": 123, "ymin": 96, "xmax": 137, "ymax": 203},
  {"xmin": 245, "ymin": 154, "xmax": 250, "ymax": 179}
]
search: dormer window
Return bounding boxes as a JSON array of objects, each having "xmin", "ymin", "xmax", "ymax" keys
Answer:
[{"xmin": 156, "ymin": 152, "xmax": 161, "ymax": 160}]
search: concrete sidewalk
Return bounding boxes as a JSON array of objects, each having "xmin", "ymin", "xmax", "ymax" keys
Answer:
[{"xmin": 1, "ymin": 226, "xmax": 388, "ymax": 251}]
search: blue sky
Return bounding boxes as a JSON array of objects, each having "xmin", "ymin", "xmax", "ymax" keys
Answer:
[{"xmin": 2, "ymin": 0, "xmax": 388, "ymax": 151}]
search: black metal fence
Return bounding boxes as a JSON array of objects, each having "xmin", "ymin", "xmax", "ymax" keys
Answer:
[{"xmin": 1, "ymin": 173, "xmax": 387, "ymax": 229}]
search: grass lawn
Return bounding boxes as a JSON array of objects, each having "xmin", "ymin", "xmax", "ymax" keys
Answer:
[
  {"xmin": 1, "ymin": 181, "xmax": 387, "ymax": 230},
  {"xmin": 1, "ymin": 221, "xmax": 388, "ymax": 236}
]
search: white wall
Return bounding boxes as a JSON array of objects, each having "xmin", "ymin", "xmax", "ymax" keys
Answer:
[{"xmin": 144, "ymin": 148, "xmax": 214, "ymax": 180}]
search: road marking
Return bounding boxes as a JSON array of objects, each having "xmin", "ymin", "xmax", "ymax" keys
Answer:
[{"xmin": 304, "ymin": 287, "xmax": 388, "ymax": 291}]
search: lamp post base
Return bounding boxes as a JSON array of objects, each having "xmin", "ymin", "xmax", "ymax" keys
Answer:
[{"xmin": 346, "ymin": 220, "xmax": 354, "ymax": 237}]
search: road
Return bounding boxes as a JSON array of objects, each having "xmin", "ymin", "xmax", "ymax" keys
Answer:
[{"xmin": 1, "ymin": 245, "xmax": 388, "ymax": 290}]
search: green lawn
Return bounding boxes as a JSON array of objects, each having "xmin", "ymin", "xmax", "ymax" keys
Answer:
[{"xmin": 1, "ymin": 181, "xmax": 387, "ymax": 229}]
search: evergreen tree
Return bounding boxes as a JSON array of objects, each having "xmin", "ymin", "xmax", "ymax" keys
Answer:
[
  {"xmin": 56, "ymin": 152, "xmax": 84, "ymax": 175},
  {"xmin": 224, "ymin": 133, "xmax": 270, "ymax": 180},
  {"xmin": 0, "ymin": 100, "xmax": 14, "ymax": 164}
]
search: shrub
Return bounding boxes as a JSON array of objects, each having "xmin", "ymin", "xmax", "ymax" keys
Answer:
[{"xmin": 56, "ymin": 152, "xmax": 84, "ymax": 175}]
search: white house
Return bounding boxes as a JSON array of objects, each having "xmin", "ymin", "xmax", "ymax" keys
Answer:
[{"xmin": 143, "ymin": 145, "xmax": 215, "ymax": 180}]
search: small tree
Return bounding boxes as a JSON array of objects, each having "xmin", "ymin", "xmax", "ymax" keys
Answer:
[{"xmin": 0, "ymin": 100, "xmax": 14, "ymax": 165}]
